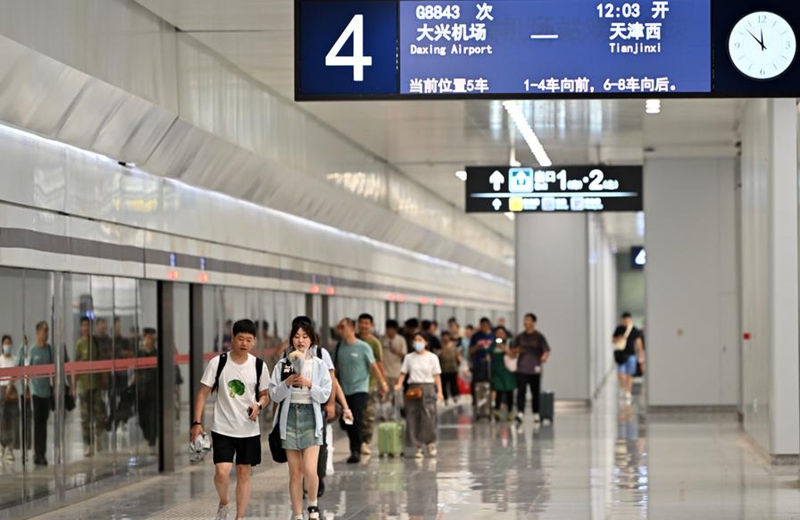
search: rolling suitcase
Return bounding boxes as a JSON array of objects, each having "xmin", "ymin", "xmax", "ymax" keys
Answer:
[
  {"xmin": 539, "ymin": 391, "xmax": 554, "ymax": 424},
  {"xmin": 473, "ymin": 381, "xmax": 492, "ymax": 420},
  {"xmin": 379, "ymin": 391, "xmax": 405, "ymax": 457}
]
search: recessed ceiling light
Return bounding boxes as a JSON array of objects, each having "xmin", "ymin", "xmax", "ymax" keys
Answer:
[
  {"xmin": 504, "ymin": 212, "xmax": 515, "ymax": 221},
  {"xmin": 455, "ymin": 170, "xmax": 467, "ymax": 181},
  {"xmin": 645, "ymin": 99, "xmax": 661, "ymax": 114}
]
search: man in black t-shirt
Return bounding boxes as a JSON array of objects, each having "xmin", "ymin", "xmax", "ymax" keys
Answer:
[
  {"xmin": 512, "ymin": 313, "xmax": 551, "ymax": 424},
  {"xmin": 617, "ymin": 313, "xmax": 644, "ymax": 403}
]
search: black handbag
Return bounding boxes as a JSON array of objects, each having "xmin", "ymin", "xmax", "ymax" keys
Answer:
[
  {"xmin": 269, "ymin": 401, "xmax": 287, "ymax": 463},
  {"xmin": 49, "ymin": 384, "xmax": 76, "ymax": 412}
]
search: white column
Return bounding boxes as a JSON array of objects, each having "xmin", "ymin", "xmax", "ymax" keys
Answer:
[
  {"xmin": 767, "ymin": 99, "xmax": 799, "ymax": 456},
  {"xmin": 644, "ymin": 158, "xmax": 738, "ymax": 407},
  {"xmin": 515, "ymin": 213, "xmax": 590, "ymax": 401}
]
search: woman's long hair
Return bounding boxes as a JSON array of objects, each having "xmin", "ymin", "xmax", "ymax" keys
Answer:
[{"xmin": 289, "ymin": 321, "xmax": 318, "ymax": 351}]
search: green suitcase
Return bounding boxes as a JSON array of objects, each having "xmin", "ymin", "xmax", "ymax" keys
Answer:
[{"xmin": 378, "ymin": 421, "xmax": 405, "ymax": 457}]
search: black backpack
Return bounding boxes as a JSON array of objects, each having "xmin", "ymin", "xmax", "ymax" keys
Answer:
[{"xmin": 212, "ymin": 353, "xmax": 265, "ymax": 398}]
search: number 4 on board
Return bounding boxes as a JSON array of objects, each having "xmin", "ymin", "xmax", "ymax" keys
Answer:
[{"xmin": 326, "ymin": 15, "xmax": 373, "ymax": 82}]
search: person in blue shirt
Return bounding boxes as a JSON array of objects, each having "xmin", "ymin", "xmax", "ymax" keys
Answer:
[
  {"xmin": 469, "ymin": 318, "xmax": 495, "ymax": 384},
  {"xmin": 18, "ymin": 321, "xmax": 57, "ymax": 466},
  {"xmin": 332, "ymin": 318, "xmax": 387, "ymax": 464}
]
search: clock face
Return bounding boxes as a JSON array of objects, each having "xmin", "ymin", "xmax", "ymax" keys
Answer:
[{"xmin": 728, "ymin": 12, "xmax": 797, "ymax": 80}]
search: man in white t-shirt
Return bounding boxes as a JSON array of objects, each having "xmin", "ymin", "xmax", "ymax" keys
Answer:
[{"xmin": 192, "ymin": 319, "xmax": 270, "ymax": 520}]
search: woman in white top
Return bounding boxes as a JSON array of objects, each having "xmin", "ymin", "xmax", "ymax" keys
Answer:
[
  {"xmin": 394, "ymin": 333, "xmax": 443, "ymax": 459},
  {"xmin": 269, "ymin": 322, "xmax": 332, "ymax": 520},
  {"xmin": 0, "ymin": 335, "xmax": 18, "ymax": 460}
]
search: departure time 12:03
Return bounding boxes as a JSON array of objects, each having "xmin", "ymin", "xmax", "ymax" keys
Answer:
[{"xmin": 597, "ymin": 3, "xmax": 641, "ymax": 18}]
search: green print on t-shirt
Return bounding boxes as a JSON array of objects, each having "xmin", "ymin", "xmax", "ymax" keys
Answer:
[{"xmin": 228, "ymin": 379, "xmax": 245, "ymax": 398}]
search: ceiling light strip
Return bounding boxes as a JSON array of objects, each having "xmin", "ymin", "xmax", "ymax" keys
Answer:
[{"xmin": 502, "ymin": 101, "xmax": 552, "ymax": 167}]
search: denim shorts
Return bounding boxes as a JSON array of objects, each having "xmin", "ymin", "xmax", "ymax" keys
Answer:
[
  {"xmin": 618, "ymin": 355, "xmax": 638, "ymax": 375},
  {"xmin": 282, "ymin": 404, "xmax": 321, "ymax": 451}
]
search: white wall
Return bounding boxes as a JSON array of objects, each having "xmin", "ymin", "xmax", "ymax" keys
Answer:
[
  {"xmin": 740, "ymin": 99, "xmax": 800, "ymax": 457},
  {"xmin": 645, "ymin": 158, "xmax": 739, "ymax": 407},
  {"xmin": 588, "ymin": 215, "xmax": 617, "ymax": 397},
  {"xmin": 516, "ymin": 213, "xmax": 589, "ymax": 401}
]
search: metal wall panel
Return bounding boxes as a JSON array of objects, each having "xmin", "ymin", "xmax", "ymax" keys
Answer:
[{"xmin": 0, "ymin": 0, "xmax": 179, "ymax": 111}]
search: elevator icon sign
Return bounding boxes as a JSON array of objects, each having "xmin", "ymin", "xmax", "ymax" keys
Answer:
[{"xmin": 508, "ymin": 168, "xmax": 534, "ymax": 193}]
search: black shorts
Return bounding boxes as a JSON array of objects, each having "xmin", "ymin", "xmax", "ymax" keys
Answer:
[{"xmin": 211, "ymin": 432, "xmax": 262, "ymax": 466}]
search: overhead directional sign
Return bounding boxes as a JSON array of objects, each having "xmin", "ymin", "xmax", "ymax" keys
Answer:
[
  {"xmin": 489, "ymin": 170, "xmax": 505, "ymax": 191},
  {"xmin": 296, "ymin": 0, "xmax": 800, "ymax": 100},
  {"xmin": 465, "ymin": 165, "xmax": 643, "ymax": 213}
]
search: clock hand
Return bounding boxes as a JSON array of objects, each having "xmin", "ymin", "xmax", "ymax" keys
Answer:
[
  {"xmin": 760, "ymin": 27, "xmax": 767, "ymax": 50},
  {"xmin": 746, "ymin": 29, "xmax": 766, "ymax": 51}
]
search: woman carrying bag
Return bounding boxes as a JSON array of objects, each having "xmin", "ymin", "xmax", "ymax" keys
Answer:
[
  {"xmin": 394, "ymin": 333, "xmax": 443, "ymax": 459},
  {"xmin": 269, "ymin": 322, "xmax": 332, "ymax": 520}
]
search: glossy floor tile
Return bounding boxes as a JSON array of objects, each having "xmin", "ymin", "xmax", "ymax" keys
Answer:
[{"xmin": 24, "ymin": 385, "xmax": 800, "ymax": 520}]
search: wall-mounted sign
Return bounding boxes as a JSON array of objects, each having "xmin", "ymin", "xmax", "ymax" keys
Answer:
[
  {"xmin": 465, "ymin": 165, "xmax": 643, "ymax": 213},
  {"xmin": 296, "ymin": 0, "xmax": 800, "ymax": 100}
]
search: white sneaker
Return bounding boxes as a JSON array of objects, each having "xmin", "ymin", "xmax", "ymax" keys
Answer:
[
  {"xmin": 360, "ymin": 442, "xmax": 371, "ymax": 455},
  {"xmin": 533, "ymin": 414, "xmax": 541, "ymax": 425},
  {"xmin": 514, "ymin": 413, "xmax": 524, "ymax": 424},
  {"xmin": 415, "ymin": 448, "xmax": 424, "ymax": 459},
  {"xmin": 215, "ymin": 502, "xmax": 229, "ymax": 520},
  {"xmin": 427, "ymin": 444, "xmax": 437, "ymax": 458}
]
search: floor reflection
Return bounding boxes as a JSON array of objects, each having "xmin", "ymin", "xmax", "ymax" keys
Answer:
[{"xmin": 23, "ymin": 384, "xmax": 800, "ymax": 520}]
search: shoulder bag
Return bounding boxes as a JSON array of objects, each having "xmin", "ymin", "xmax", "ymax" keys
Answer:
[{"xmin": 268, "ymin": 360, "xmax": 288, "ymax": 464}]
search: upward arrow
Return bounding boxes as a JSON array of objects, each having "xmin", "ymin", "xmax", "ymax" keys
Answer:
[{"xmin": 489, "ymin": 170, "xmax": 505, "ymax": 191}]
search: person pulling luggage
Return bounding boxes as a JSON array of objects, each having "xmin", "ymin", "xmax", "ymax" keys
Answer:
[{"xmin": 394, "ymin": 333, "xmax": 443, "ymax": 459}]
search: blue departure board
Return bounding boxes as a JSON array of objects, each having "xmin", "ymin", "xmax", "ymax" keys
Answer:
[
  {"xmin": 399, "ymin": 0, "xmax": 710, "ymax": 95},
  {"xmin": 295, "ymin": 0, "xmax": 800, "ymax": 99}
]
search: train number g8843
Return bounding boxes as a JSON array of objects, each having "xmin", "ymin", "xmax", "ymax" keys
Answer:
[{"xmin": 415, "ymin": 4, "xmax": 461, "ymax": 20}]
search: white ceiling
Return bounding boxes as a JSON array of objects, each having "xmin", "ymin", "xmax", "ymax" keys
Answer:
[{"xmin": 136, "ymin": 0, "xmax": 744, "ymax": 246}]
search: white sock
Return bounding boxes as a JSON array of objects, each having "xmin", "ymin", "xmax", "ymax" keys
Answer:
[{"xmin": 309, "ymin": 500, "xmax": 318, "ymax": 507}]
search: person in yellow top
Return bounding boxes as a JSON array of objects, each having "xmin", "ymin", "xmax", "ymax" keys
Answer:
[{"xmin": 74, "ymin": 317, "xmax": 108, "ymax": 457}]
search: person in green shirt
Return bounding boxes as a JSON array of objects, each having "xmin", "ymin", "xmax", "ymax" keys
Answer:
[
  {"xmin": 356, "ymin": 313, "xmax": 384, "ymax": 455},
  {"xmin": 491, "ymin": 327, "xmax": 516, "ymax": 422},
  {"xmin": 74, "ymin": 317, "xmax": 107, "ymax": 457}
]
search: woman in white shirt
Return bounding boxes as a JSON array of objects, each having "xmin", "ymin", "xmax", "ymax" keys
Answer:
[
  {"xmin": 269, "ymin": 323, "xmax": 332, "ymax": 520},
  {"xmin": 394, "ymin": 333, "xmax": 443, "ymax": 459},
  {"xmin": 0, "ymin": 335, "xmax": 18, "ymax": 460}
]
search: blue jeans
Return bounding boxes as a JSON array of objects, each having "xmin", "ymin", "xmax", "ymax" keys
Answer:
[{"xmin": 618, "ymin": 355, "xmax": 638, "ymax": 375}]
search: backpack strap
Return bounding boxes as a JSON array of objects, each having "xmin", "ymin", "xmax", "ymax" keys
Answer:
[
  {"xmin": 333, "ymin": 341, "xmax": 339, "ymax": 370},
  {"xmin": 212, "ymin": 353, "xmax": 228, "ymax": 393},
  {"xmin": 255, "ymin": 357, "xmax": 264, "ymax": 398}
]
